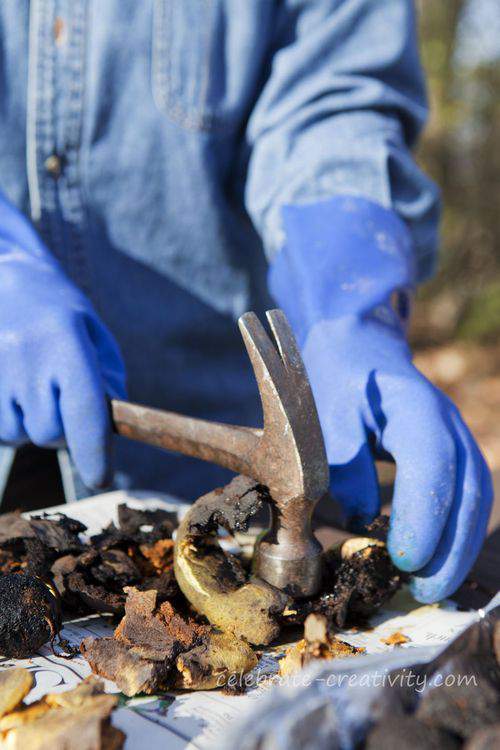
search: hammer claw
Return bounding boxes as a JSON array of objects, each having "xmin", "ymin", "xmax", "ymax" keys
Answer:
[
  {"xmin": 265, "ymin": 309, "xmax": 307, "ymax": 382},
  {"xmin": 238, "ymin": 312, "xmax": 288, "ymax": 406}
]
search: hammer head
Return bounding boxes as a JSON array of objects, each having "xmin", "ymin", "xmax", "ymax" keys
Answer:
[{"xmin": 238, "ymin": 310, "xmax": 329, "ymax": 597}]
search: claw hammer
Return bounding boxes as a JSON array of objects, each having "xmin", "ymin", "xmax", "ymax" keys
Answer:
[{"xmin": 111, "ymin": 309, "xmax": 329, "ymax": 597}]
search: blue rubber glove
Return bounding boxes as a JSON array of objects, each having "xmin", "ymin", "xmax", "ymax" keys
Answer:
[
  {"xmin": 269, "ymin": 196, "xmax": 493, "ymax": 603},
  {"xmin": 0, "ymin": 195, "xmax": 126, "ymax": 488}
]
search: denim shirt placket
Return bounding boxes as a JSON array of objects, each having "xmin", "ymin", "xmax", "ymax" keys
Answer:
[
  {"xmin": 27, "ymin": 0, "xmax": 90, "ymax": 294},
  {"xmin": 24, "ymin": 0, "xmax": 91, "ymax": 502}
]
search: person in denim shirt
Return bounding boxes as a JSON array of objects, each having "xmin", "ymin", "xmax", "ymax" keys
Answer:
[{"xmin": 0, "ymin": 1, "xmax": 492, "ymax": 603}]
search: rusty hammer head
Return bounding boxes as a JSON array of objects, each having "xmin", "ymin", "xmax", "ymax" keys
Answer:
[
  {"xmin": 111, "ymin": 309, "xmax": 329, "ymax": 598},
  {"xmin": 238, "ymin": 310, "xmax": 329, "ymax": 598}
]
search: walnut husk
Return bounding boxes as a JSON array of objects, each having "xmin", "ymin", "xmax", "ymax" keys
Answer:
[
  {"xmin": 174, "ymin": 477, "xmax": 289, "ymax": 646},
  {"xmin": 0, "ymin": 673, "xmax": 124, "ymax": 750},
  {"xmin": 176, "ymin": 629, "xmax": 258, "ymax": 690},
  {"xmin": 278, "ymin": 613, "xmax": 363, "ymax": 676},
  {"xmin": 82, "ymin": 587, "xmax": 257, "ymax": 695},
  {"xmin": 0, "ymin": 669, "xmax": 34, "ymax": 719}
]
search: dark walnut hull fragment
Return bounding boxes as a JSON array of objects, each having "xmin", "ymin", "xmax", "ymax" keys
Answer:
[
  {"xmin": 49, "ymin": 504, "xmax": 179, "ymax": 617},
  {"xmin": 0, "ymin": 573, "xmax": 61, "ymax": 658},
  {"xmin": 282, "ymin": 537, "xmax": 401, "ymax": 632}
]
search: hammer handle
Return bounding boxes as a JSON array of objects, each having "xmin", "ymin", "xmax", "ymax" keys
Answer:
[{"xmin": 110, "ymin": 398, "xmax": 261, "ymax": 478}]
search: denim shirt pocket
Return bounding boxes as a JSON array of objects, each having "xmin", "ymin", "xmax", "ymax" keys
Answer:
[{"xmin": 152, "ymin": 0, "xmax": 267, "ymax": 133}]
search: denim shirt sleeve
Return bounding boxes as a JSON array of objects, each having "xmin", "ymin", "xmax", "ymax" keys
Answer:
[{"xmin": 244, "ymin": 0, "xmax": 441, "ymax": 283}]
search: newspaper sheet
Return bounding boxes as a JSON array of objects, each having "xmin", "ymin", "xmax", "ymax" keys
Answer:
[{"xmin": 0, "ymin": 490, "xmax": 484, "ymax": 749}]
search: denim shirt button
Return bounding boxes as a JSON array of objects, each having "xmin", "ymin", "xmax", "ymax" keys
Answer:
[{"xmin": 44, "ymin": 154, "xmax": 62, "ymax": 179}]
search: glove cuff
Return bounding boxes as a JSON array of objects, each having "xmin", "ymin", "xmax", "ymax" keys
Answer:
[
  {"xmin": 0, "ymin": 191, "xmax": 58, "ymax": 268},
  {"xmin": 268, "ymin": 196, "xmax": 416, "ymax": 345}
]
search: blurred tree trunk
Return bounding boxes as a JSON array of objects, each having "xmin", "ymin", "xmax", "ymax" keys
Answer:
[{"xmin": 418, "ymin": 1, "xmax": 464, "ymax": 184}]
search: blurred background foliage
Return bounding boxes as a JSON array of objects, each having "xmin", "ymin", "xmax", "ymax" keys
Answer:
[
  {"xmin": 412, "ymin": 0, "xmax": 500, "ymax": 347},
  {"xmin": 410, "ymin": 0, "xmax": 500, "ymax": 476}
]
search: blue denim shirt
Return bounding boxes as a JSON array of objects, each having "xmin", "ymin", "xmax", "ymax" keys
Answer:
[{"xmin": 0, "ymin": 0, "xmax": 438, "ymax": 499}]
